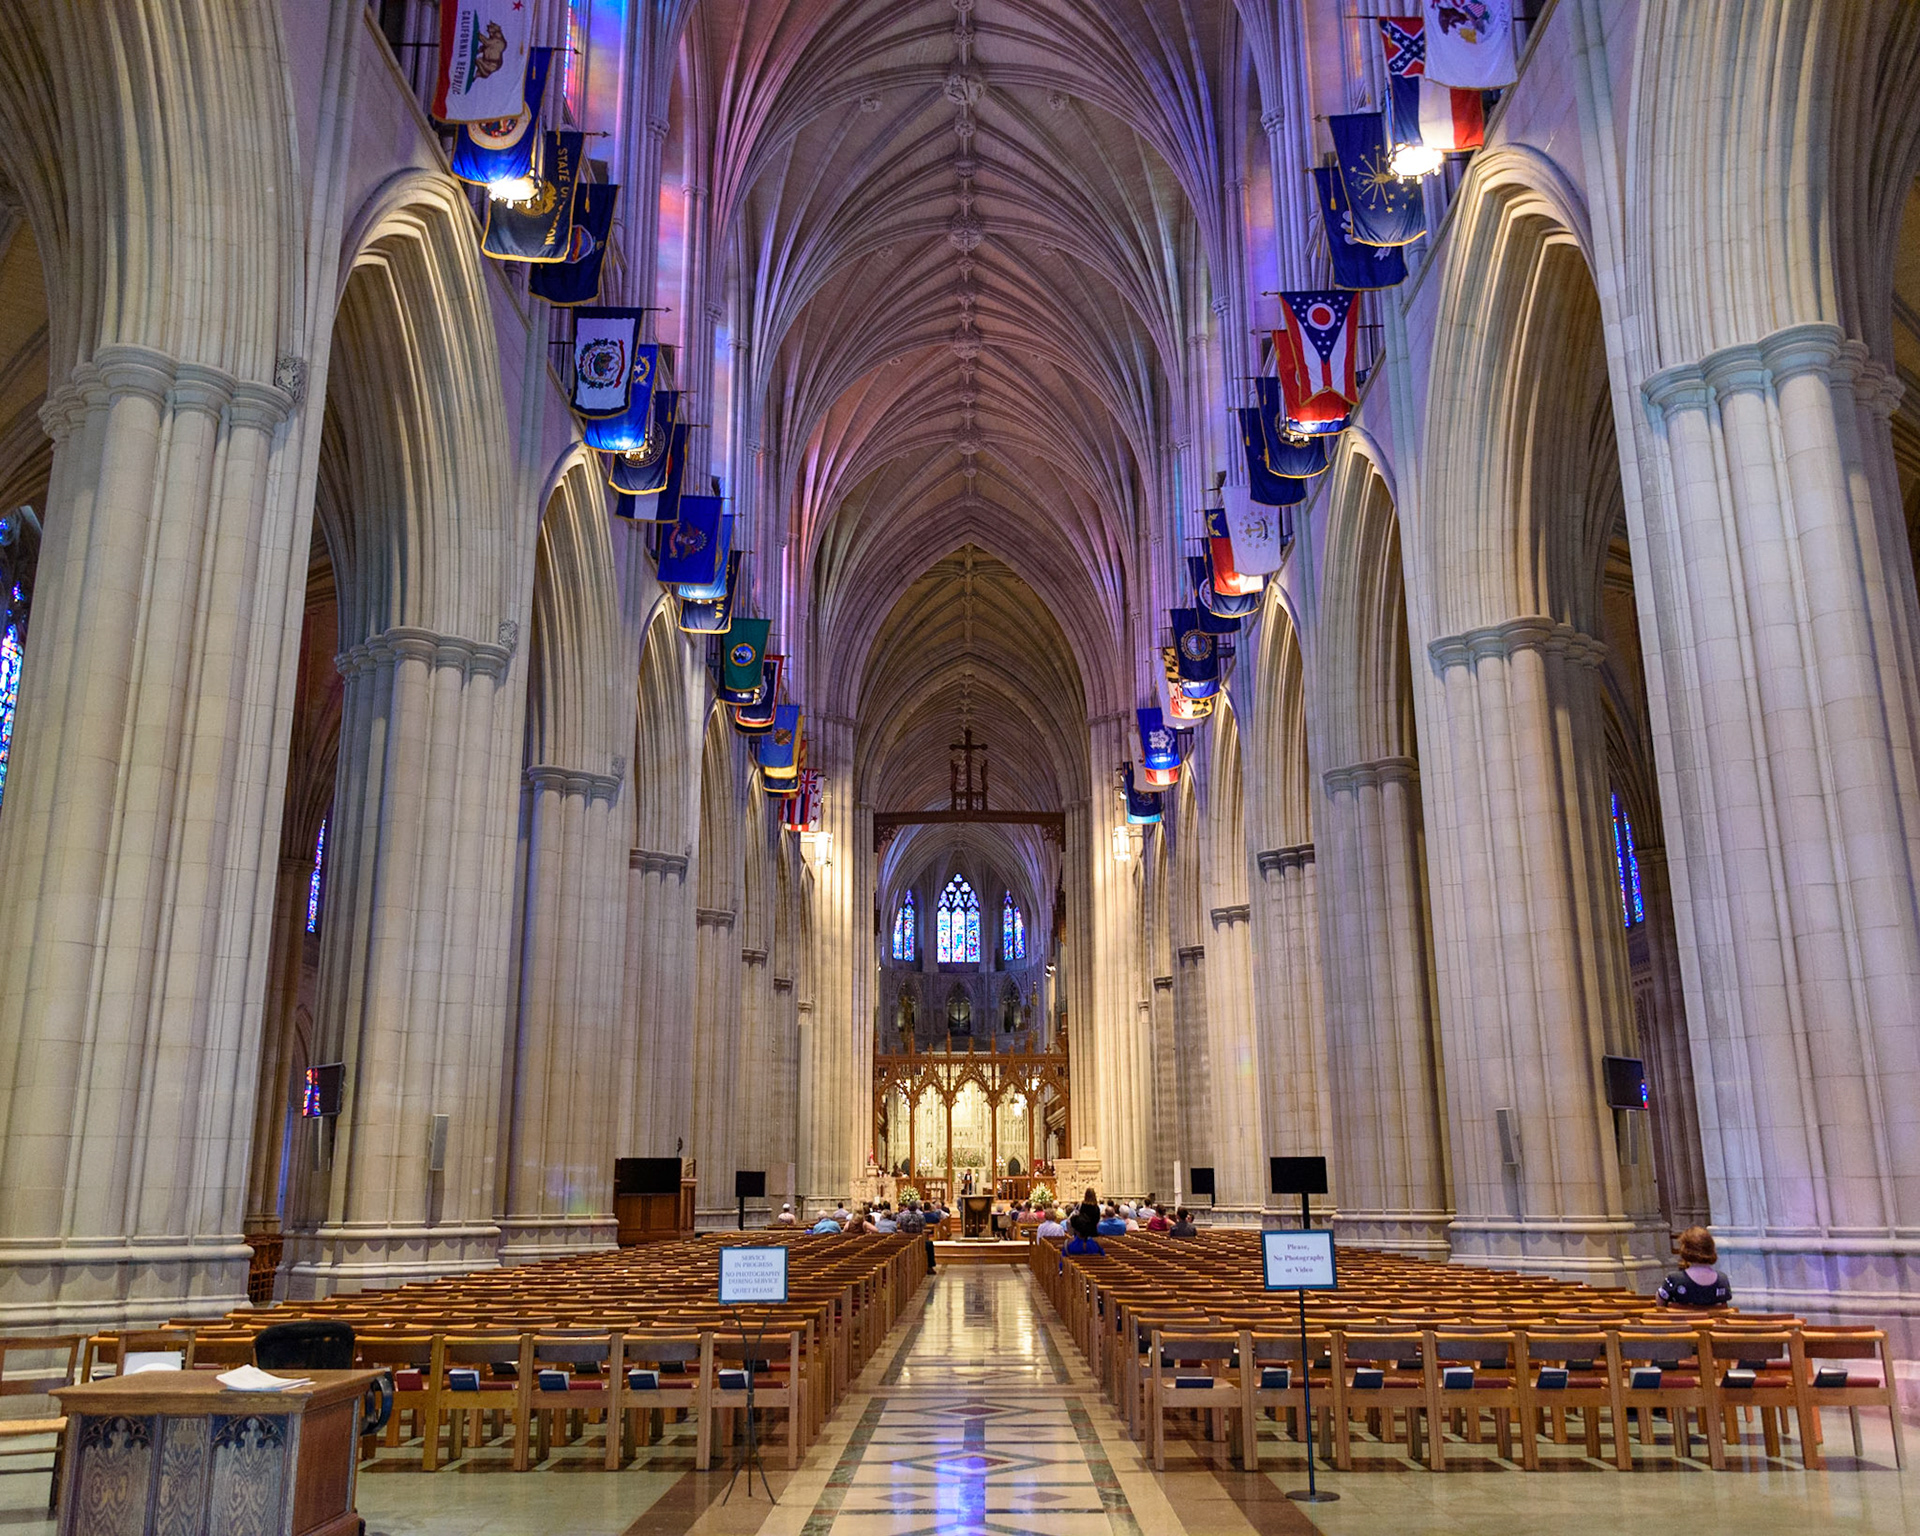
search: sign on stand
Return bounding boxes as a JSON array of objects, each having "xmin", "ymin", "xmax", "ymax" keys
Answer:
[
  {"xmin": 719, "ymin": 1245, "xmax": 789, "ymax": 1305},
  {"xmin": 1260, "ymin": 1227, "xmax": 1339, "ymax": 1504}
]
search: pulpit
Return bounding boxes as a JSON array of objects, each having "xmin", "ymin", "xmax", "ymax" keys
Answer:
[
  {"xmin": 53, "ymin": 1369, "xmax": 380, "ymax": 1536},
  {"xmin": 961, "ymin": 1194, "xmax": 993, "ymax": 1238}
]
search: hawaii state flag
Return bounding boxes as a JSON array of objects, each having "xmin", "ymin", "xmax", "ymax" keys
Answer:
[
  {"xmin": 1273, "ymin": 291, "xmax": 1358, "ymax": 435},
  {"xmin": 434, "ymin": 0, "xmax": 534, "ymax": 122},
  {"xmin": 1423, "ymin": 0, "xmax": 1517, "ymax": 88}
]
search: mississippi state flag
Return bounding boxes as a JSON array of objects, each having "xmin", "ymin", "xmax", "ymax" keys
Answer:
[{"xmin": 1273, "ymin": 292, "xmax": 1358, "ymax": 435}]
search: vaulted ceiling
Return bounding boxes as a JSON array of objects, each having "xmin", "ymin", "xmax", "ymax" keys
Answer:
[{"xmin": 677, "ymin": 0, "xmax": 1245, "ymax": 819}]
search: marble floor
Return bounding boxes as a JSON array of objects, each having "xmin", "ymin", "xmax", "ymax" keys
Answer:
[{"xmin": 1, "ymin": 1266, "xmax": 1915, "ymax": 1534}]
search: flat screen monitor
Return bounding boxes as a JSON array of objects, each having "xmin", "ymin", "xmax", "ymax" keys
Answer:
[
  {"xmin": 301, "ymin": 1063, "xmax": 344, "ymax": 1118},
  {"xmin": 1188, "ymin": 1166, "xmax": 1215, "ymax": 1197},
  {"xmin": 1270, "ymin": 1156, "xmax": 1329, "ymax": 1196},
  {"xmin": 734, "ymin": 1169, "xmax": 767, "ymax": 1199},
  {"xmin": 615, "ymin": 1157, "xmax": 683, "ymax": 1196},
  {"xmin": 1603, "ymin": 1055, "xmax": 1648, "ymax": 1110}
]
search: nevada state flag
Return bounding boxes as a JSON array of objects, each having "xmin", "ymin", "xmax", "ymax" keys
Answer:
[
  {"xmin": 1274, "ymin": 291, "xmax": 1358, "ymax": 435},
  {"xmin": 434, "ymin": 0, "xmax": 534, "ymax": 122},
  {"xmin": 1423, "ymin": 0, "xmax": 1517, "ymax": 88}
]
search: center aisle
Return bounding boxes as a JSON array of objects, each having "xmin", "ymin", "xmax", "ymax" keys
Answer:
[{"xmin": 736, "ymin": 1265, "xmax": 1314, "ymax": 1536}]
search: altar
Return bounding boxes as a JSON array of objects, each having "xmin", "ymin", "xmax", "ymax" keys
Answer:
[{"xmin": 872, "ymin": 1036, "xmax": 1071, "ymax": 1205}]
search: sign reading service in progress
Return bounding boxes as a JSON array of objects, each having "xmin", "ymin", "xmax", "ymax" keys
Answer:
[
  {"xmin": 719, "ymin": 1245, "xmax": 790, "ymax": 1306},
  {"xmin": 1262, "ymin": 1229, "xmax": 1337, "ymax": 1291}
]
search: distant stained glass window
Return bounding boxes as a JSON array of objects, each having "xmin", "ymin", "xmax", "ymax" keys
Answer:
[
  {"xmin": 1611, "ymin": 791, "xmax": 1644, "ymax": 928},
  {"xmin": 306, "ymin": 817, "xmax": 328, "ymax": 934},
  {"xmin": 938, "ymin": 875, "xmax": 979, "ymax": 964},
  {"xmin": 892, "ymin": 890, "xmax": 916, "ymax": 961},
  {"xmin": 1003, "ymin": 892, "xmax": 1026, "ymax": 961},
  {"xmin": 0, "ymin": 590, "xmax": 21, "ymax": 816}
]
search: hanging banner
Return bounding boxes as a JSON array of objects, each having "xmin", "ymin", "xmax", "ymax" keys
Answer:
[
  {"xmin": 758, "ymin": 705, "xmax": 803, "ymax": 779},
  {"xmin": 1330, "ymin": 113, "xmax": 1426, "ymax": 247},
  {"xmin": 1221, "ymin": 483, "xmax": 1288, "ymax": 576},
  {"xmin": 1240, "ymin": 408, "xmax": 1314, "ymax": 506},
  {"xmin": 434, "ymin": 0, "xmax": 535, "ymax": 122},
  {"xmin": 674, "ymin": 517, "xmax": 734, "ymax": 599},
  {"xmin": 1161, "ymin": 647, "xmax": 1213, "ymax": 722},
  {"xmin": 482, "ymin": 132, "xmax": 582, "ymax": 262},
  {"xmin": 1125, "ymin": 765, "xmax": 1163, "ymax": 825},
  {"xmin": 602, "ymin": 391, "xmax": 678, "ymax": 484},
  {"xmin": 1192, "ymin": 554, "xmax": 1260, "ymax": 619},
  {"xmin": 719, "ymin": 617, "xmax": 772, "ymax": 702},
  {"xmin": 573, "ymin": 315, "xmax": 650, "ymax": 418},
  {"xmin": 1313, "ymin": 166, "xmax": 1409, "ymax": 291},
  {"xmin": 1273, "ymin": 291, "xmax": 1359, "ymax": 435},
  {"xmin": 678, "ymin": 552, "xmax": 740, "ymax": 634},
  {"xmin": 1207, "ymin": 506, "xmax": 1265, "ymax": 597},
  {"xmin": 1172, "ymin": 609, "xmax": 1221, "ymax": 697},
  {"xmin": 733, "ymin": 656, "xmax": 783, "ymax": 733},
  {"xmin": 450, "ymin": 49, "xmax": 550, "ymax": 184},
  {"xmin": 656, "ymin": 495, "xmax": 726, "ymax": 588},
  {"xmin": 1422, "ymin": 0, "xmax": 1517, "ymax": 88},
  {"xmin": 531, "ymin": 182, "xmax": 621, "ymax": 306},
  {"xmin": 1138, "ymin": 706, "xmax": 1179, "ymax": 773},
  {"xmin": 1254, "ymin": 380, "xmax": 1332, "ymax": 476}
]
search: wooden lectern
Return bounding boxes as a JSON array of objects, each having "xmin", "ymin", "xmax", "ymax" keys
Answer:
[
  {"xmin": 961, "ymin": 1194, "xmax": 993, "ymax": 1238},
  {"xmin": 52, "ymin": 1369, "xmax": 379, "ymax": 1536}
]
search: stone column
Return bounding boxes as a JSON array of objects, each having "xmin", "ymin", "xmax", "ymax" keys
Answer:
[
  {"xmin": 1087, "ymin": 715, "xmax": 1147, "ymax": 1190},
  {"xmin": 1173, "ymin": 945, "xmax": 1215, "ymax": 1201},
  {"xmin": 689, "ymin": 905, "xmax": 741, "ymax": 1227},
  {"xmin": 1254, "ymin": 845, "xmax": 1332, "ymax": 1220},
  {"xmin": 1317, "ymin": 759, "xmax": 1452, "ymax": 1256},
  {"xmin": 798, "ymin": 715, "xmax": 865, "ymax": 1211},
  {"xmin": 1204, "ymin": 901, "xmax": 1266, "ymax": 1221},
  {"xmin": 284, "ymin": 626, "xmax": 520, "ymax": 1295},
  {"xmin": 0, "ymin": 349, "xmax": 296, "ymax": 1326},
  {"xmin": 1635, "ymin": 844, "xmax": 1709, "ymax": 1230},
  {"xmin": 627, "ymin": 848, "xmax": 693, "ymax": 1158},
  {"xmin": 500, "ymin": 766, "xmax": 624, "ymax": 1262},
  {"xmin": 1640, "ymin": 326, "xmax": 1920, "ymax": 1336},
  {"xmin": 1423, "ymin": 620, "xmax": 1665, "ymax": 1287}
]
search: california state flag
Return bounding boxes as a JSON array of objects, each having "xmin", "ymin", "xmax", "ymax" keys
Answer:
[{"xmin": 434, "ymin": 1, "xmax": 535, "ymax": 122}]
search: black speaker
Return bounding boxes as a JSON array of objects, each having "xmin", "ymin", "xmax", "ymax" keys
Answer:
[
  {"xmin": 1271, "ymin": 1156, "xmax": 1328, "ymax": 1196},
  {"xmin": 1188, "ymin": 1166, "xmax": 1215, "ymax": 1196},
  {"xmin": 1602, "ymin": 1055, "xmax": 1648, "ymax": 1110},
  {"xmin": 734, "ymin": 1169, "xmax": 767, "ymax": 1199},
  {"xmin": 615, "ymin": 1157, "xmax": 682, "ymax": 1196}
]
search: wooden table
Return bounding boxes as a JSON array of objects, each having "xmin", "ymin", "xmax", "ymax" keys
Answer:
[{"xmin": 52, "ymin": 1369, "xmax": 379, "ymax": 1536}]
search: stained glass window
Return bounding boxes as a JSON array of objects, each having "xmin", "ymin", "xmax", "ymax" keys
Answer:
[
  {"xmin": 892, "ymin": 890, "xmax": 916, "ymax": 961},
  {"xmin": 306, "ymin": 817, "xmax": 328, "ymax": 934},
  {"xmin": 0, "ymin": 590, "xmax": 21, "ymax": 816},
  {"xmin": 937, "ymin": 875, "xmax": 979, "ymax": 964},
  {"xmin": 1003, "ymin": 892, "xmax": 1026, "ymax": 961},
  {"xmin": 1611, "ymin": 790, "xmax": 1644, "ymax": 928}
]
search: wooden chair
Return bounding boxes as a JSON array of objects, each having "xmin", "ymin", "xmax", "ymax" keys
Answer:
[
  {"xmin": 427, "ymin": 1334, "xmax": 527, "ymax": 1469},
  {"xmin": 0, "ymin": 1336, "xmax": 81, "ymax": 1512},
  {"xmin": 1700, "ymin": 1327, "xmax": 1813, "ymax": 1463},
  {"xmin": 1611, "ymin": 1326, "xmax": 1721, "ymax": 1468},
  {"xmin": 1428, "ymin": 1329, "xmax": 1521, "ymax": 1466},
  {"xmin": 1800, "ymin": 1327, "xmax": 1906, "ymax": 1469},
  {"xmin": 1147, "ymin": 1329, "xmax": 1244, "ymax": 1471},
  {"xmin": 1512, "ymin": 1330, "xmax": 1616, "ymax": 1467},
  {"xmin": 623, "ymin": 1333, "xmax": 713, "ymax": 1470},
  {"xmin": 354, "ymin": 1333, "xmax": 440, "ymax": 1461},
  {"xmin": 710, "ymin": 1327, "xmax": 806, "ymax": 1469},
  {"xmin": 1331, "ymin": 1331, "xmax": 1437, "ymax": 1469},
  {"xmin": 86, "ymin": 1328, "xmax": 196, "ymax": 1378},
  {"xmin": 522, "ymin": 1330, "xmax": 625, "ymax": 1469},
  {"xmin": 1237, "ymin": 1329, "xmax": 1332, "ymax": 1472}
]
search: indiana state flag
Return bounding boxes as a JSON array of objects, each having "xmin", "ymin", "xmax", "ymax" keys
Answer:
[
  {"xmin": 1330, "ymin": 113, "xmax": 1426, "ymax": 247},
  {"xmin": 1255, "ymin": 380, "xmax": 1331, "ymax": 477},
  {"xmin": 656, "ymin": 495, "xmax": 726, "ymax": 587},
  {"xmin": 483, "ymin": 131, "xmax": 582, "ymax": 261},
  {"xmin": 531, "ymin": 181, "xmax": 620, "ymax": 306},
  {"xmin": 719, "ymin": 617, "xmax": 772, "ymax": 702},
  {"xmin": 1138, "ymin": 707, "xmax": 1179, "ymax": 773},
  {"xmin": 1313, "ymin": 166, "xmax": 1409, "ymax": 291},
  {"xmin": 1124, "ymin": 765, "xmax": 1163, "ymax": 826},
  {"xmin": 758, "ymin": 705, "xmax": 802, "ymax": 779},
  {"xmin": 1274, "ymin": 291, "xmax": 1359, "ymax": 435},
  {"xmin": 451, "ymin": 48, "xmax": 550, "ymax": 184}
]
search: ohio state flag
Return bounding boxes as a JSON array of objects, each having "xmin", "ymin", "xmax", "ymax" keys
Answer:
[{"xmin": 1273, "ymin": 291, "xmax": 1358, "ymax": 435}]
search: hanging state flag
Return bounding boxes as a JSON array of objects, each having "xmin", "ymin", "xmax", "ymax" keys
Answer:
[
  {"xmin": 1138, "ymin": 707, "xmax": 1179, "ymax": 774},
  {"xmin": 1240, "ymin": 408, "xmax": 1314, "ymax": 505},
  {"xmin": 1381, "ymin": 14, "xmax": 1427, "ymax": 74},
  {"xmin": 1221, "ymin": 483, "xmax": 1288, "ymax": 576},
  {"xmin": 1194, "ymin": 555, "xmax": 1260, "ymax": 620},
  {"xmin": 602, "ymin": 391, "xmax": 677, "ymax": 484},
  {"xmin": 673, "ymin": 516, "xmax": 733, "ymax": 600},
  {"xmin": 656, "ymin": 495, "xmax": 726, "ymax": 587},
  {"xmin": 1313, "ymin": 166, "xmax": 1409, "ymax": 291},
  {"xmin": 1172, "ymin": 609, "xmax": 1221, "ymax": 697},
  {"xmin": 678, "ymin": 552, "xmax": 740, "ymax": 634},
  {"xmin": 733, "ymin": 657, "xmax": 783, "ymax": 733},
  {"xmin": 1423, "ymin": 0, "xmax": 1517, "ymax": 88},
  {"xmin": 434, "ymin": 0, "xmax": 534, "ymax": 122},
  {"xmin": 719, "ymin": 617, "xmax": 772, "ymax": 702},
  {"xmin": 573, "ymin": 314, "xmax": 650, "ymax": 418},
  {"xmin": 1161, "ymin": 647, "xmax": 1214, "ymax": 721},
  {"xmin": 531, "ymin": 182, "xmax": 620, "ymax": 305},
  {"xmin": 781, "ymin": 770, "xmax": 822, "ymax": 830},
  {"xmin": 1254, "ymin": 380, "xmax": 1332, "ymax": 476},
  {"xmin": 1330, "ymin": 113, "xmax": 1426, "ymax": 247},
  {"xmin": 1274, "ymin": 291, "xmax": 1359, "ymax": 435},
  {"xmin": 1124, "ymin": 766, "xmax": 1163, "ymax": 825},
  {"xmin": 1384, "ymin": 19, "xmax": 1483, "ymax": 163},
  {"xmin": 482, "ymin": 132, "xmax": 581, "ymax": 261},
  {"xmin": 1142, "ymin": 761, "xmax": 1181, "ymax": 789},
  {"xmin": 451, "ymin": 49, "xmax": 550, "ymax": 183},
  {"xmin": 1206, "ymin": 507, "xmax": 1265, "ymax": 597},
  {"xmin": 758, "ymin": 706, "xmax": 802, "ymax": 779}
]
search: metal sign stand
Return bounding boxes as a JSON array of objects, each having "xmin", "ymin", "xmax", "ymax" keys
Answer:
[
  {"xmin": 1279, "ymin": 1193, "xmax": 1337, "ymax": 1504},
  {"xmin": 721, "ymin": 1304, "xmax": 775, "ymax": 1504}
]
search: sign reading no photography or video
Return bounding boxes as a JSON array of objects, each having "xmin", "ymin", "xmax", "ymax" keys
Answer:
[
  {"xmin": 1262, "ymin": 1228, "xmax": 1337, "ymax": 1291},
  {"xmin": 718, "ymin": 1245, "xmax": 790, "ymax": 1305}
]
